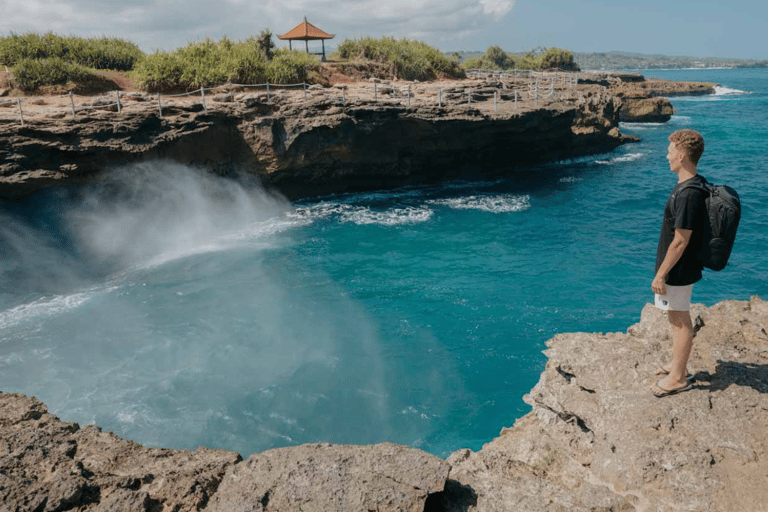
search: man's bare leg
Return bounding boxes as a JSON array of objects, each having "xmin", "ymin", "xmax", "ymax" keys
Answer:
[{"xmin": 651, "ymin": 310, "xmax": 693, "ymax": 394}]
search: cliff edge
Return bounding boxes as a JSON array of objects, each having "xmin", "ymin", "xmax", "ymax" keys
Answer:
[
  {"xmin": 2, "ymin": 296, "xmax": 765, "ymax": 512},
  {"xmin": 0, "ymin": 73, "xmax": 714, "ymax": 201}
]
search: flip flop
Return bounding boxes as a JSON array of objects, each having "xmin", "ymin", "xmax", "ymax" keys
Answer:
[
  {"xmin": 652, "ymin": 382, "xmax": 693, "ymax": 398},
  {"xmin": 655, "ymin": 368, "xmax": 695, "ymax": 382}
]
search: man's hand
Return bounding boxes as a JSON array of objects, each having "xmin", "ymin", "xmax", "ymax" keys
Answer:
[{"xmin": 652, "ymin": 275, "xmax": 667, "ymax": 295}]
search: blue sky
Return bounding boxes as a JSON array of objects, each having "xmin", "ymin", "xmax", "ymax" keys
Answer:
[{"xmin": 1, "ymin": 0, "xmax": 766, "ymax": 59}]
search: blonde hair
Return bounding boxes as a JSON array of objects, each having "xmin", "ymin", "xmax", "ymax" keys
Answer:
[{"xmin": 669, "ymin": 129, "xmax": 705, "ymax": 165}]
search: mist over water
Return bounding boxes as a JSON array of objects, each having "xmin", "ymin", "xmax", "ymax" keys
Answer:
[
  {"xmin": 0, "ymin": 161, "xmax": 464, "ymax": 455},
  {"xmin": 1, "ymin": 69, "xmax": 767, "ymax": 458}
]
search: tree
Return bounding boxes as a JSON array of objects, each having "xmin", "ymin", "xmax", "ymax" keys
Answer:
[
  {"xmin": 485, "ymin": 45, "xmax": 514, "ymax": 69},
  {"xmin": 257, "ymin": 29, "xmax": 275, "ymax": 61},
  {"xmin": 538, "ymin": 48, "xmax": 580, "ymax": 71}
]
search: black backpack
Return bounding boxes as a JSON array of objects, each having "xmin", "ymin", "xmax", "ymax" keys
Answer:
[{"xmin": 683, "ymin": 179, "xmax": 741, "ymax": 271}]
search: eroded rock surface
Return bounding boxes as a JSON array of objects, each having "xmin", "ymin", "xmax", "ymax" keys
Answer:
[
  {"xmin": 445, "ymin": 296, "xmax": 768, "ymax": 512},
  {"xmin": 0, "ymin": 393, "xmax": 449, "ymax": 511},
  {"xmin": 0, "ymin": 74, "xmax": 714, "ymax": 201}
]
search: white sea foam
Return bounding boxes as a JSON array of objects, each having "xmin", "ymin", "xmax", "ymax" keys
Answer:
[
  {"xmin": 289, "ymin": 203, "xmax": 433, "ymax": 226},
  {"xmin": 619, "ymin": 122, "xmax": 666, "ymax": 130},
  {"xmin": 0, "ymin": 289, "xmax": 105, "ymax": 330},
  {"xmin": 595, "ymin": 153, "xmax": 644, "ymax": 165},
  {"xmin": 427, "ymin": 194, "xmax": 531, "ymax": 213},
  {"xmin": 341, "ymin": 206, "xmax": 434, "ymax": 225},
  {"xmin": 559, "ymin": 176, "xmax": 583, "ymax": 183},
  {"xmin": 714, "ymin": 85, "xmax": 747, "ymax": 96}
]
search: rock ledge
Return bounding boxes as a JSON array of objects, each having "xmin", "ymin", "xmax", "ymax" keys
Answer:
[{"xmin": 4, "ymin": 297, "xmax": 762, "ymax": 512}]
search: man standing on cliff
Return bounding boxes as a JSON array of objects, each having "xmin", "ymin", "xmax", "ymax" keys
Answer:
[{"xmin": 651, "ymin": 129, "xmax": 708, "ymax": 397}]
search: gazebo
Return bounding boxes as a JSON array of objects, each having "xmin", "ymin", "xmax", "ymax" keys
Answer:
[{"xmin": 278, "ymin": 17, "xmax": 335, "ymax": 61}]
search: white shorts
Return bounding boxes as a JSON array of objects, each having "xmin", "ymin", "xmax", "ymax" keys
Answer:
[{"xmin": 654, "ymin": 284, "xmax": 694, "ymax": 312}]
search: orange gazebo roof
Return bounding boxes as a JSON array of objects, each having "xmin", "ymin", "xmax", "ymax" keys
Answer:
[{"xmin": 278, "ymin": 18, "xmax": 334, "ymax": 41}]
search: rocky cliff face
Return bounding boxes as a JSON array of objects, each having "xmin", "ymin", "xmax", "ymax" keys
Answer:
[
  {"xmin": 2, "ymin": 296, "xmax": 765, "ymax": 512},
  {"xmin": 443, "ymin": 296, "xmax": 768, "ymax": 512},
  {"xmin": 0, "ymin": 74, "xmax": 713, "ymax": 201}
]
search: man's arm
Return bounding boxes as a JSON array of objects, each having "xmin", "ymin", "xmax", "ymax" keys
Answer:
[{"xmin": 652, "ymin": 228, "xmax": 692, "ymax": 295}]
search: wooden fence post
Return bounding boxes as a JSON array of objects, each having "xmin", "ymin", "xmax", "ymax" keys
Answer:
[
  {"xmin": 408, "ymin": 85, "xmax": 411, "ymax": 107},
  {"xmin": 17, "ymin": 98, "xmax": 24, "ymax": 126},
  {"xmin": 374, "ymin": 83, "xmax": 377, "ymax": 101},
  {"xmin": 157, "ymin": 93, "xmax": 163, "ymax": 117},
  {"xmin": 69, "ymin": 92, "xmax": 77, "ymax": 121},
  {"xmin": 115, "ymin": 91, "xmax": 121, "ymax": 113},
  {"xmin": 201, "ymin": 87, "xmax": 207, "ymax": 112},
  {"xmin": 494, "ymin": 91, "xmax": 498, "ymax": 113},
  {"xmin": 438, "ymin": 90, "xmax": 442, "ymax": 108}
]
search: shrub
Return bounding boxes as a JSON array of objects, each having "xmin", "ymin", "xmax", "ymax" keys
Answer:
[
  {"xmin": 12, "ymin": 57, "xmax": 95, "ymax": 91},
  {"xmin": 266, "ymin": 49, "xmax": 319, "ymax": 84},
  {"xmin": 537, "ymin": 48, "xmax": 580, "ymax": 71},
  {"xmin": 132, "ymin": 36, "xmax": 320, "ymax": 92},
  {"xmin": 461, "ymin": 45, "xmax": 515, "ymax": 70},
  {"xmin": 462, "ymin": 46, "xmax": 580, "ymax": 71},
  {"xmin": 336, "ymin": 37, "xmax": 465, "ymax": 80},
  {"xmin": 0, "ymin": 32, "xmax": 143, "ymax": 70}
]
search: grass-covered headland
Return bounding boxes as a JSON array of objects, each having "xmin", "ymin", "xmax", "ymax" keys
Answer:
[
  {"xmin": 1, "ymin": 32, "xmax": 581, "ymax": 94},
  {"xmin": 0, "ymin": 32, "xmax": 144, "ymax": 91}
]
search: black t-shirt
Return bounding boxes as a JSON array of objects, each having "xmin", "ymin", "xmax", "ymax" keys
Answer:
[{"xmin": 655, "ymin": 174, "xmax": 708, "ymax": 286}]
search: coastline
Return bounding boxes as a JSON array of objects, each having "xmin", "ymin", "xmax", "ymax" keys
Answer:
[
  {"xmin": 0, "ymin": 72, "xmax": 714, "ymax": 201},
  {"xmin": 2, "ymin": 296, "xmax": 766, "ymax": 511}
]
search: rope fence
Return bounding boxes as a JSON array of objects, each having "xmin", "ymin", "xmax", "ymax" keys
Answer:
[{"xmin": 0, "ymin": 70, "xmax": 581, "ymax": 127}]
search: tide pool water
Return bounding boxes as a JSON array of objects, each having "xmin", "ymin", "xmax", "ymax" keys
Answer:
[{"xmin": 1, "ymin": 69, "xmax": 766, "ymax": 458}]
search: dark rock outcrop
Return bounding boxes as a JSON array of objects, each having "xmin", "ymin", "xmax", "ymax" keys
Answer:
[
  {"xmin": 0, "ymin": 75, "xmax": 673, "ymax": 201},
  {"xmin": 619, "ymin": 97, "xmax": 677, "ymax": 123}
]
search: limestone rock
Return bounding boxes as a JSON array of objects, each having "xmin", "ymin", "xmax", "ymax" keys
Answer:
[
  {"xmin": 0, "ymin": 392, "xmax": 241, "ymax": 511},
  {"xmin": 208, "ymin": 442, "xmax": 449, "ymax": 512},
  {"xmin": 0, "ymin": 393, "xmax": 449, "ymax": 512},
  {"xmin": 446, "ymin": 296, "xmax": 768, "ymax": 512},
  {"xmin": 213, "ymin": 92, "xmax": 234, "ymax": 102},
  {"xmin": 0, "ymin": 74, "xmax": 715, "ymax": 200},
  {"xmin": 620, "ymin": 97, "xmax": 676, "ymax": 122}
]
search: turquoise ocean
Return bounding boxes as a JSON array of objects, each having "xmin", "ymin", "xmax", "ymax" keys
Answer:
[{"xmin": 1, "ymin": 68, "xmax": 766, "ymax": 458}]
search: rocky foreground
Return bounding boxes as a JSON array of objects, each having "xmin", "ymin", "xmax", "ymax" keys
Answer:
[
  {"xmin": 0, "ymin": 72, "xmax": 714, "ymax": 200},
  {"xmin": 2, "ymin": 296, "xmax": 766, "ymax": 512}
]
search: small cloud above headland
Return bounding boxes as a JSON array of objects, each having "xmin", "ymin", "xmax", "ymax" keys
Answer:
[{"xmin": 0, "ymin": 0, "xmax": 517, "ymax": 53}]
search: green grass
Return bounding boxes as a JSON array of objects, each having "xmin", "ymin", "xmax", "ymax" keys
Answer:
[
  {"xmin": 11, "ymin": 57, "xmax": 96, "ymax": 91},
  {"xmin": 132, "ymin": 37, "xmax": 321, "ymax": 92},
  {"xmin": 0, "ymin": 32, "xmax": 144, "ymax": 71},
  {"xmin": 335, "ymin": 37, "xmax": 465, "ymax": 81}
]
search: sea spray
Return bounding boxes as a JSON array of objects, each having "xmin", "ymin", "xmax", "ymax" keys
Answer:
[
  {"xmin": 0, "ymin": 162, "xmax": 408, "ymax": 455},
  {"xmin": 65, "ymin": 161, "xmax": 292, "ymax": 270}
]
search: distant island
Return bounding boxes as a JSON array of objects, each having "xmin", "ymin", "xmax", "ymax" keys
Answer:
[{"xmin": 453, "ymin": 50, "xmax": 768, "ymax": 71}]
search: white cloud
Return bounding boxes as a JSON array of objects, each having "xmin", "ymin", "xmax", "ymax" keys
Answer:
[
  {"xmin": 479, "ymin": 0, "xmax": 515, "ymax": 20},
  {"xmin": 0, "ymin": 0, "xmax": 516, "ymax": 51}
]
